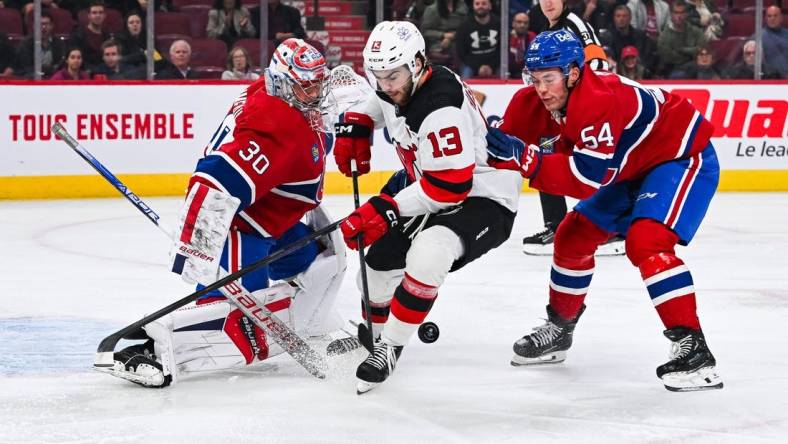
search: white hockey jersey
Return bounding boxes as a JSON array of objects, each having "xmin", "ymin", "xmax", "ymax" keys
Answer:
[{"xmin": 357, "ymin": 65, "xmax": 522, "ymax": 217}]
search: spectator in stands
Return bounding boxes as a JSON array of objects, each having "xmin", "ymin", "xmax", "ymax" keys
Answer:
[
  {"xmin": 92, "ymin": 38, "xmax": 142, "ymax": 79},
  {"xmin": 131, "ymin": 0, "xmax": 173, "ymax": 15},
  {"xmin": 509, "ymin": 11, "xmax": 535, "ymax": 78},
  {"xmin": 70, "ymin": 1, "xmax": 111, "ymax": 70},
  {"xmin": 583, "ymin": 0, "xmax": 629, "ymax": 33},
  {"xmin": 615, "ymin": 44, "xmax": 650, "ymax": 80},
  {"xmin": 610, "ymin": 4, "xmax": 656, "ymax": 73},
  {"xmin": 679, "ymin": 44, "xmax": 720, "ymax": 79},
  {"xmin": 222, "ymin": 46, "xmax": 258, "ymax": 80},
  {"xmin": 403, "ymin": 0, "xmax": 431, "ymax": 24},
  {"xmin": 656, "ymin": 0, "xmax": 706, "ymax": 77},
  {"xmin": 686, "ymin": 0, "xmax": 723, "ymax": 41},
  {"xmin": 627, "ymin": 0, "xmax": 669, "ymax": 42},
  {"xmin": 249, "ymin": 0, "xmax": 306, "ymax": 44},
  {"xmin": 456, "ymin": 0, "xmax": 500, "ymax": 78},
  {"xmin": 421, "ymin": 0, "xmax": 469, "ymax": 67},
  {"xmin": 0, "ymin": 32, "xmax": 15, "ymax": 78},
  {"xmin": 207, "ymin": 0, "xmax": 255, "ymax": 49},
  {"xmin": 726, "ymin": 39, "xmax": 780, "ymax": 80},
  {"xmin": 116, "ymin": 11, "xmax": 150, "ymax": 67},
  {"xmin": 15, "ymin": 10, "xmax": 66, "ymax": 78},
  {"xmin": 20, "ymin": 0, "xmax": 60, "ymax": 17},
  {"xmin": 156, "ymin": 39, "xmax": 196, "ymax": 79},
  {"xmin": 760, "ymin": 5, "xmax": 787, "ymax": 78},
  {"xmin": 51, "ymin": 47, "xmax": 89, "ymax": 80}
]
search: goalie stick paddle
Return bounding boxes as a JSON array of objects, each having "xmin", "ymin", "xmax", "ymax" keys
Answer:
[{"xmin": 53, "ymin": 122, "xmax": 336, "ymax": 379}]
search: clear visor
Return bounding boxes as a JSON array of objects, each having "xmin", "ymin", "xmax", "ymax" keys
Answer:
[{"xmin": 522, "ymin": 68, "xmax": 566, "ymax": 88}]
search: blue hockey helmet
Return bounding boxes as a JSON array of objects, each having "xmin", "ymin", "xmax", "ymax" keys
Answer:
[{"xmin": 523, "ymin": 30, "xmax": 585, "ymax": 84}]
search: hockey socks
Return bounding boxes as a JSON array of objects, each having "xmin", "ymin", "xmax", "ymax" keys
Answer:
[
  {"xmin": 383, "ymin": 273, "xmax": 438, "ymax": 345},
  {"xmin": 640, "ymin": 253, "xmax": 701, "ymax": 330}
]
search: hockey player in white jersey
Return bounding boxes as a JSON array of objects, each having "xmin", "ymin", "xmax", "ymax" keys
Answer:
[{"xmin": 330, "ymin": 21, "xmax": 522, "ymax": 394}]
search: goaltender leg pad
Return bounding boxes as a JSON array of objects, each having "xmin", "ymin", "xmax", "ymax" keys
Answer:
[
  {"xmin": 171, "ymin": 183, "xmax": 240, "ymax": 285},
  {"xmin": 144, "ymin": 283, "xmax": 294, "ymax": 381},
  {"xmin": 288, "ymin": 206, "xmax": 346, "ymax": 336}
]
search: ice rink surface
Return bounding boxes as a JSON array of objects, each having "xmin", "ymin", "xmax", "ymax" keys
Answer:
[{"xmin": 1, "ymin": 193, "xmax": 787, "ymax": 443}]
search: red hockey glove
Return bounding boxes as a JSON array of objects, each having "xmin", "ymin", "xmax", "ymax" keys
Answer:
[
  {"xmin": 341, "ymin": 194, "xmax": 399, "ymax": 250},
  {"xmin": 485, "ymin": 127, "xmax": 542, "ymax": 179},
  {"xmin": 334, "ymin": 112, "xmax": 373, "ymax": 177}
]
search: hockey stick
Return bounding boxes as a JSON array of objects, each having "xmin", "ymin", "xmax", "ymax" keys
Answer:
[
  {"xmin": 350, "ymin": 160, "xmax": 375, "ymax": 353},
  {"xmin": 52, "ymin": 122, "xmax": 335, "ymax": 379}
]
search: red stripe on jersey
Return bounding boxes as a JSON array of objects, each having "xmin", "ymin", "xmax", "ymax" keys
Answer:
[
  {"xmin": 419, "ymin": 164, "xmax": 474, "ymax": 203},
  {"xmin": 665, "ymin": 154, "xmax": 701, "ymax": 228},
  {"xmin": 180, "ymin": 185, "xmax": 210, "ymax": 243}
]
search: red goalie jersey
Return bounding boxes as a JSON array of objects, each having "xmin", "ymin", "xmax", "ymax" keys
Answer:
[
  {"xmin": 501, "ymin": 66, "xmax": 714, "ymax": 200},
  {"xmin": 189, "ymin": 78, "xmax": 330, "ymax": 238}
]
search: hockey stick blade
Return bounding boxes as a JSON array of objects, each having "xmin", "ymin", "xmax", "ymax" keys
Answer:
[{"xmin": 53, "ymin": 122, "xmax": 335, "ymax": 378}]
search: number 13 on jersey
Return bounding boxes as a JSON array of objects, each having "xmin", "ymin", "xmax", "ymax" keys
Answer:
[{"xmin": 428, "ymin": 126, "xmax": 463, "ymax": 158}]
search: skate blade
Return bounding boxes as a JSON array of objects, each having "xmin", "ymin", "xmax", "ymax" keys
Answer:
[
  {"xmin": 522, "ymin": 243, "xmax": 553, "ymax": 256},
  {"xmin": 511, "ymin": 351, "xmax": 567, "ymax": 366},
  {"xmin": 356, "ymin": 380, "xmax": 380, "ymax": 395},
  {"xmin": 662, "ymin": 366, "xmax": 723, "ymax": 392},
  {"xmin": 596, "ymin": 240, "xmax": 625, "ymax": 256}
]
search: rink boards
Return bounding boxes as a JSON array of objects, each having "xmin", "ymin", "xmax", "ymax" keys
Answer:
[{"xmin": 1, "ymin": 79, "xmax": 786, "ymax": 199}]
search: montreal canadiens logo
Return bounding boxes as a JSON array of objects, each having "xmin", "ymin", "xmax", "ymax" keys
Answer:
[
  {"xmin": 295, "ymin": 46, "xmax": 326, "ymax": 71},
  {"xmin": 371, "ymin": 41, "xmax": 382, "ymax": 52}
]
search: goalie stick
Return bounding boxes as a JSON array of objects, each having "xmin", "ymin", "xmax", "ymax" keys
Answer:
[{"xmin": 52, "ymin": 122, "xmax": 334, "ymax": 379}]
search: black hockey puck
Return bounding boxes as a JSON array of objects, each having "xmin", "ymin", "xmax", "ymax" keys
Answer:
[{"xmin": 418, "ymin": 321, "xmax": 440, "ymax": 344}]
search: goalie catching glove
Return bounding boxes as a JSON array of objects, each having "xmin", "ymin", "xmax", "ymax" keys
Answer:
[
  {"xmin": 485, "ymin": 127, "xmax": 542, "ymax": 179},
  {"xmin": 341, "ymin": 194, "xmax": 399, "ymax": 250},
  {"xmin": 170, "ymin": 183, "xmax": 240, "ymax": 285}
]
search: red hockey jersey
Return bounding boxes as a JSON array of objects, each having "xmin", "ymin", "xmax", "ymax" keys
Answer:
[
  {"xmin": 189, "ymin": 78, "xmax": 329, "ymax": 238},
  {"xmin": 501, "ymin": 66, "xmax": 714, "ymax": 199}
]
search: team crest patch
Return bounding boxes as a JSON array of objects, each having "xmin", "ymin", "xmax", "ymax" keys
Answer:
[
  {"xmin": 539, "ymin": 136, "xmax": 557, "ymax": 153},
  {"xmin": 371, "ymin": 41, "xmax": 381, "ymax": 52},
  {"xmin": 396, "ymin": 26, "xmax": 412, "ymax": 41},
  {"xmin": 312, "ymin": 144, "xmax": 320, "ymax": 163}
]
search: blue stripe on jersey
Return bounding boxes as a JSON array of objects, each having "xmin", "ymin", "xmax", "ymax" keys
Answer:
[
  {"xmin": 173, "ymin": 318, "xmax": 225, "ymax": 332},
  {"xmin": 608, "ymin": 88, "xmax": 658, "ymax": 172},
  {"xmin": 679, "ymin": 114, "xmax": 702, "ymax": 158},
  {"xmin": 573, "ymin": 150, "xmax": 609, "ymax": 185},
  {"xmin": 195, "ymin": 155, "xmax": 253, "ymax": 208},
  {"xmin": 551, "ymin": 268, "xmax": 594, "ymax": 290},
  {"xmin": 646, "ymin": 270, "xmax": 694, "ymax": 300},
  {"xmin": 275, "ymin": 180, "xmax": 322, "ymax": 204}
]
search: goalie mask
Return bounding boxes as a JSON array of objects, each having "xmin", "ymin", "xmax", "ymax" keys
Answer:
[{"xmin": 265, "ymin": 39, "xmax": 329, "ymax": 129}]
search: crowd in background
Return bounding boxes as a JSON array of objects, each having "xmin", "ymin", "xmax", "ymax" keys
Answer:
[{"xmin": 0, "ymin": 0, "xmax": 785, "ymax": 80}]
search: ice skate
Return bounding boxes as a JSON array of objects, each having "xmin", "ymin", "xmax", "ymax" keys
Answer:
[
  {"xmin": 522, "ymin": 227, "xmax": 555, "ymax": 256},
  {"xmin": 596, "ymin": 235, "xmax": 626, "ymax": 256},
  {"xmin": 356, "ymin": 339, "xmax": 403, "ymax": 394},
  {"xmin": 104, "ymin": 340, "xmax": 171, "ymax": 388},
  {"xmin": 511, "ymin": 305, "xmax": 584, "ymax": 366},
  {"xmin": 657, "ymin": 327, "xmax": 723, "ymax": 392}
]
